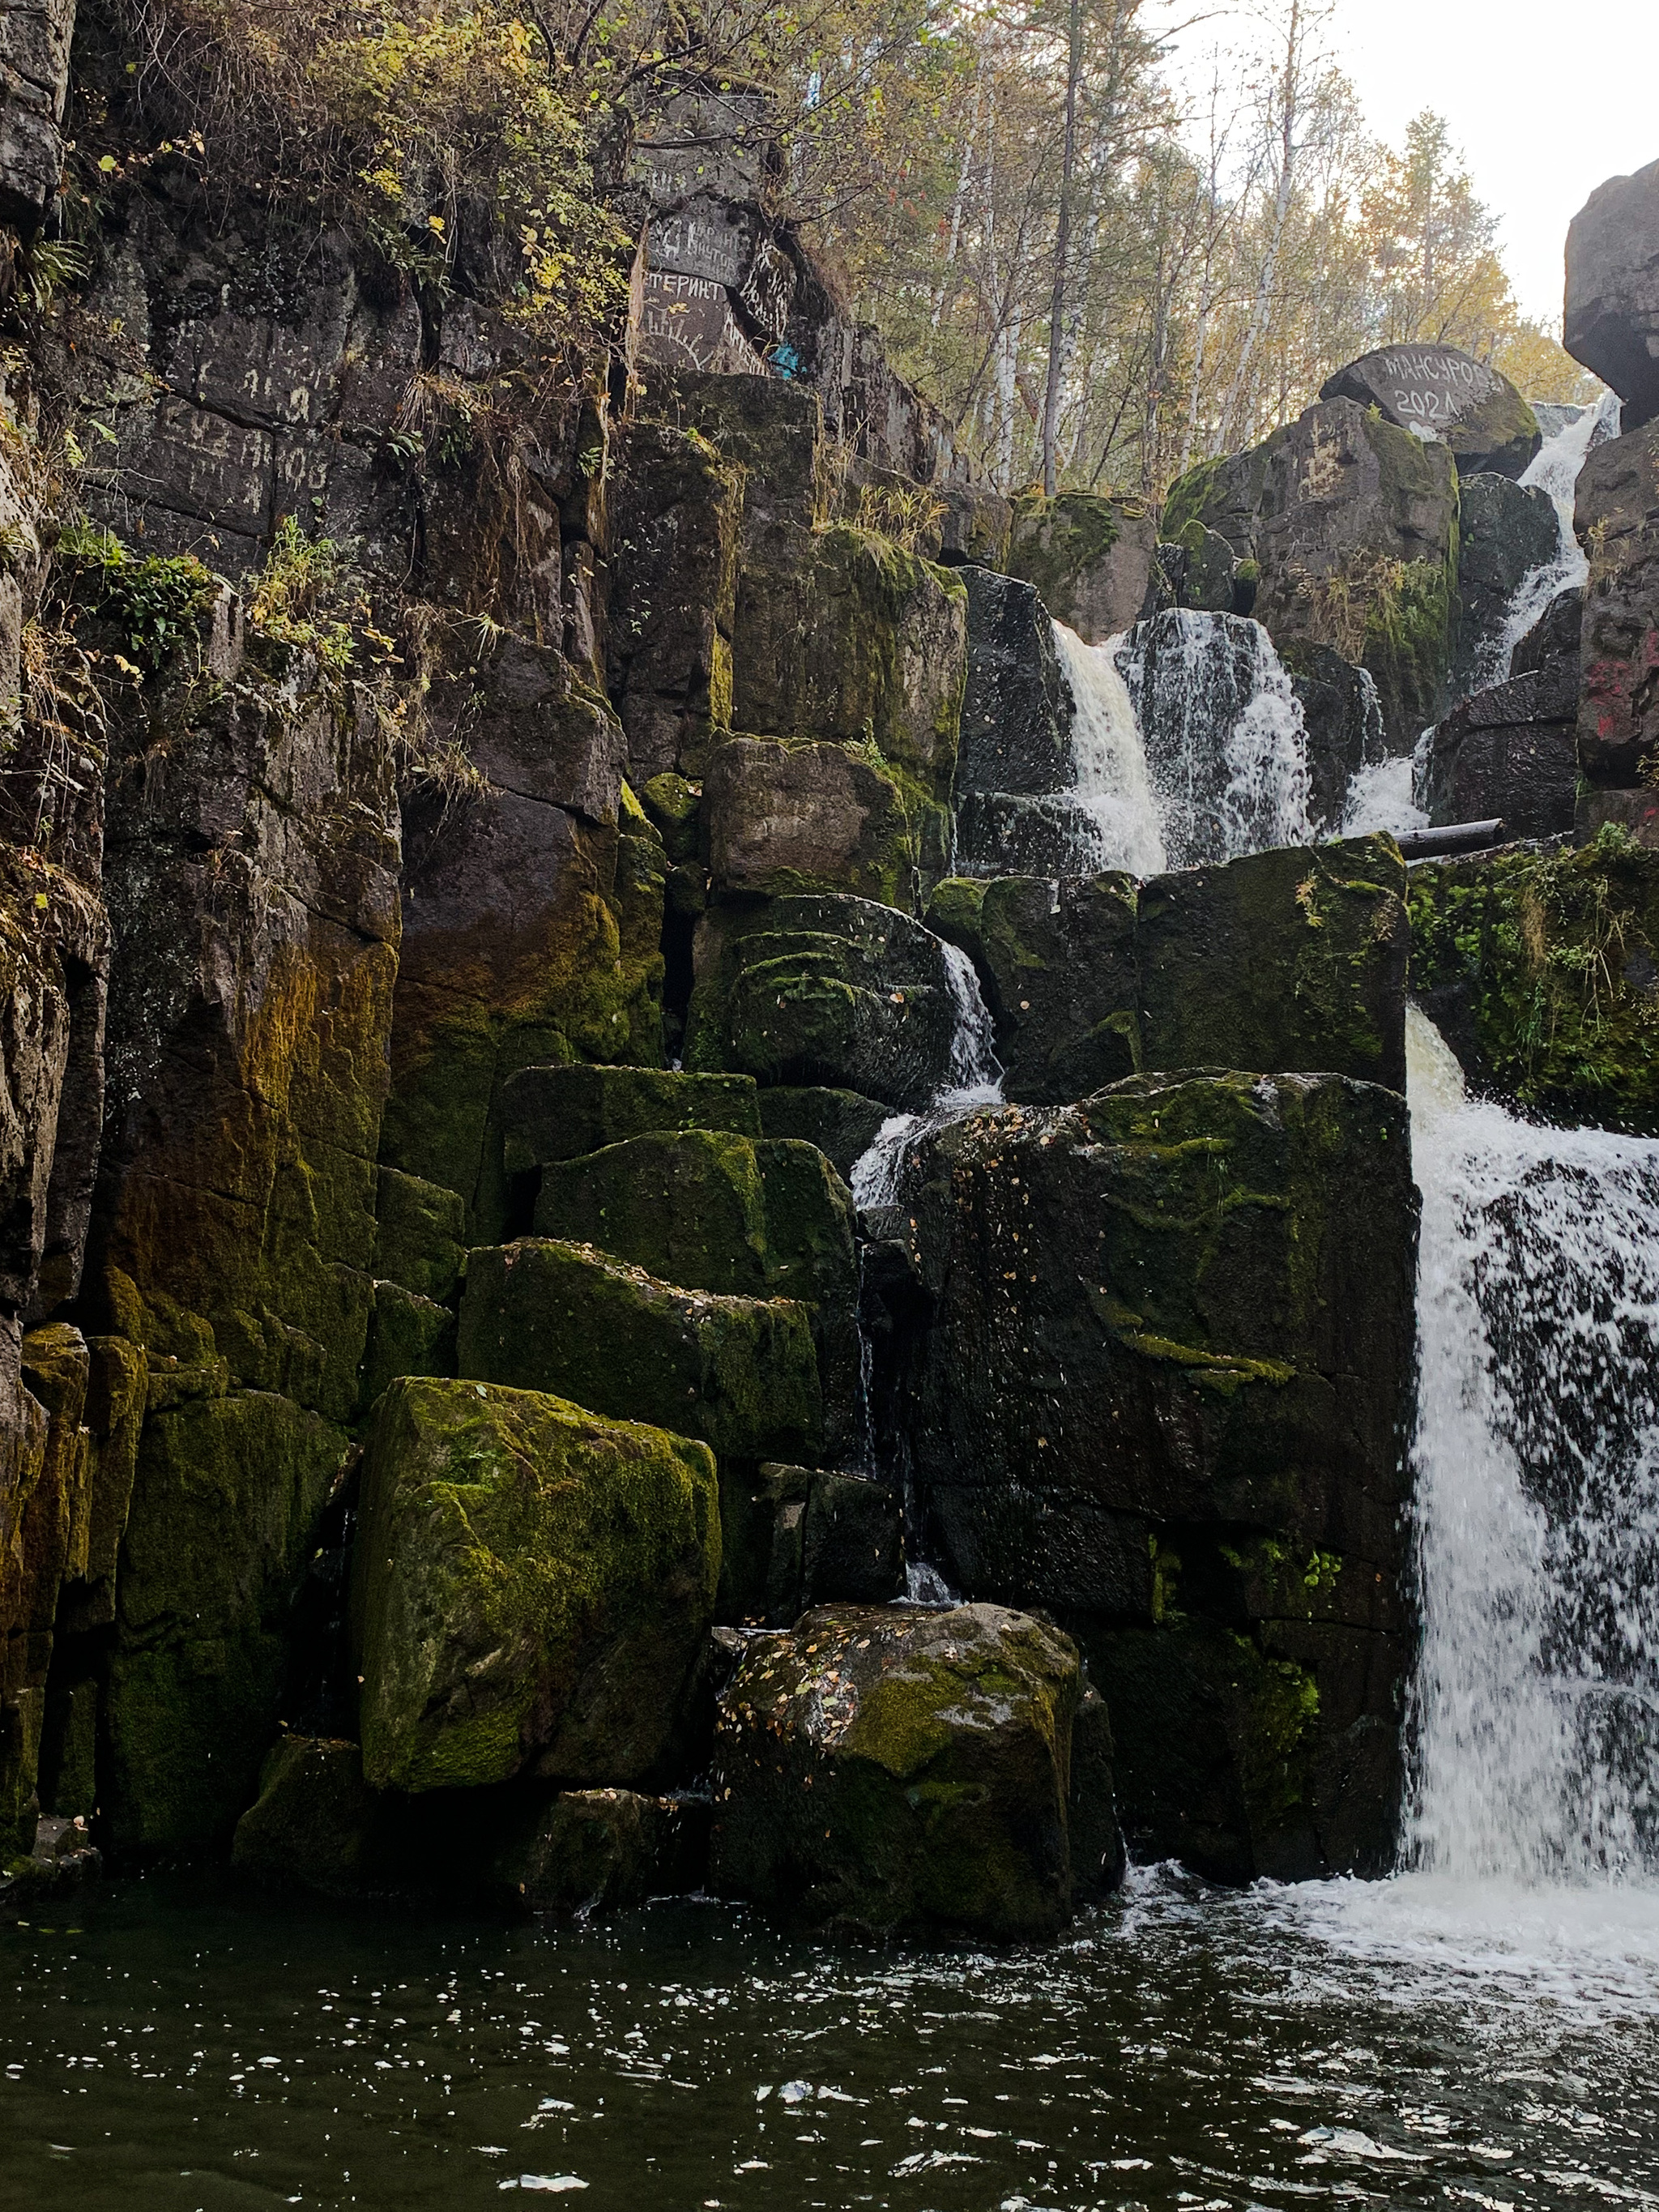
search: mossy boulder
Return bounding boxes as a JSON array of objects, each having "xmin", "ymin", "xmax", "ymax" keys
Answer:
[
  {"xmin": 685, "ymin": 894, "xmax": 973, "ymax": 1109},
  {"xmin": 352, "ymin": 1377, "xmax": 720, "ymax": 1794},
  {"xmin": 700, "ymin": 734, "xmax": 925, "ymax": 905},
  {"xmin": 1320, "ymin": 346, "xmax": 1541, "ymax": 478},
  {"xmin": 901, "ymin": 1070, "xmax": 1418, "ymax": 1879},
  {"xmin": 1005, "ymin": 490, "xmax": 1157, "ymax": 643},
  {"xmin": 1138, "ymin": 836, "xmax": 1409, "ymax": 1091},
  {"xmin": 457, "ymin": 1240, "xmax": 823, "ymax": 1463},
  {"xmin": 957, "ymin": 569, "xmax": 1075, "ymax": 800},
  {"xmin": 360, "ymin": 1282, "xmax": 457, "ymax": 1407},
  {"xmin": 231, "ymin": 1736, "xmax": 382, "ymax": 1898},
  {"xmin": 730, "ymin": 524, "xmax": 967, "ymax": 797},
  {"xmin": 101, "ymin": 1390, "xmax": 350, "ymax": 1851},
  {"xmin": 709, "ymin": 1602, "xmax": 1086, "ymax": 1938},
  {"xmin": 755, "ymin": 1087, "xmax": 889, "ymax": 1183},
  {"xmin": 1408, "ymin": 828, "xmax": 1659, "ymax": 1131},
  {"xmin": 1161, "ymin": 399, "xmax": 1459, "ymax": 748},
  {"xmin": 500, "ymin": 1063, "xmax": 761, "ymax": 1175}
]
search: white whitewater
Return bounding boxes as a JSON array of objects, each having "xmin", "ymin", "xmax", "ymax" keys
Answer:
[
  {"xmin": 1489, "ymin": 386, "xmax": 1622, "ymax": 681},
  {"xmin": 1341, "ymin": 725, "xmax": 1434, "ymax": 839},
  {"xmin": 850, "ymin": 942, "xmax": 1002, "ymax": 1211},
  {"xmin": 1266, "ymin": 1006, "xmax": 1659, "ymax": 2013},
  {"xmin": 1116, "ymin": 610, "xmax": 1315, "ymax": 868},
  {"xmin": 1405, "ymin": 1003, "xmax": 1659, "ymax": 1882},
  {"xmin": 1047, "ymin": 621, "xmax": 1166, "ymax": 877}
]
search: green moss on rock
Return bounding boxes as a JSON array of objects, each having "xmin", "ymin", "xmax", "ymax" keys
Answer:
[
  {"xmin": 352, "ymin": 1377, "xmax": 720, "ymax": 1794},
  {"xmin": 500, "ymin": 1063, "xmax": 761, "ymax": 1175},
  {"xmin": 709, "ymin": 1601, "xmax": 1086, "ymax": 1938},
  {"xmin": 1408, "ymin": 827, "xmax": 1659, "ymax": 1131},
  {"xmin": 457, "ymin": 1240, "xmax": 823, "ymax": 1464}
]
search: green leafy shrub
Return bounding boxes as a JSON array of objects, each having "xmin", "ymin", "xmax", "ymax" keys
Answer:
[{"xmin": 56, "ymin": 523, "xmax": 218, "ymax": 670}]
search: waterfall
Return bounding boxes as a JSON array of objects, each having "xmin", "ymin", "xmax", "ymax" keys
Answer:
[
  {"xmin": 851, "ymin": 943, "xmax": 1003, "ymax": 1211},
  {"xmin": 1406, "ymin": 1004, "xmax": 1659, "ymax": 1883},
  {"xmin": 1048, "ymin": 622, "xmax": 1166, "ymax": 878},
  {"xmin": 1119, "ymin": 610, "xmax": 1314, "ymax": 868},
  {"xmin": 1489, "ymin": 387, "xmax": 1622, "ymax": 681}
]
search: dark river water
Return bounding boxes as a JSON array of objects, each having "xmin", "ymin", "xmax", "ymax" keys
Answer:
[{"xmin": 3, "ymin": 1865, "xmax": 1657, "ymax": 2212}]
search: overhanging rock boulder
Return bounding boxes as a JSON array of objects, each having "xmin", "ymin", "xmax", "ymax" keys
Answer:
[
  {"xmin": 708, "ymin": 1601, "xmax": 1103, "ymax": 1937},
  {"xmin": 902, "ymin": 1070, "xmax": 1418, "ymax": 1881},
  {"xmin": 1566, "ymin": 156, "xmax": 1659, "ymax": 428},
  {"xmin": 1320, "ymin": 344, "xmax": 1541, "ymax": 477},
  {"xmin": 352, "ymin": 1377, "xmax": 719, "ymax": 1794}
]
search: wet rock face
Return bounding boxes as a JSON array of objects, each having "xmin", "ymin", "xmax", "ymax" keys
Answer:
[
  {"xmin": 708, "ymin": 1602, "xmax": 1098, "ymax": 1939},
  {"xmin": 686, "ymin": 894, "xmax": 972, "ymax": 1109},
  {"xmin": 1162, "ymin": 399, "xmax": 1458, "ymax": 749},
  {"xmin": 956, "ymin": 570, "xmax": 1075, "ymax": 801},
  {"xmin": 1421, "ymin": 672, "xmax": 1578, "ymax": 843},
  {"xmin": 352, "ymin": 1377, "xmax": 719, "ymax": 1796},
  {"xmin": 902, "ymin": 1070, "xmax": 1418, "ymax": 1881},
  {"xmin": 718, "ymin": 1463, "xmax": 904, "ymax": 1626},
  {"xmin": 1282, "ymin": 643, "xmax": 1389, "ymax": 836},
  {"xmin": 1567, "ymin": 156, "xmax": 1659, "ymax": 429},
  {"xmin": 1574, "ymin": 421, "xmax": 1659, "ymax": 786},
  {"xmin": 1453, "ymin": 474, "xmax": 1560, "ymax": 696},
  {"xmin": 1319, "ymin": 345, "xmax": 1540, "ymax": 478}
]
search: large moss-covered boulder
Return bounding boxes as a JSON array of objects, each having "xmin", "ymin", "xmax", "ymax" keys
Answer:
[
  {"xmin": 1162, "ymin": 399, "xmax": 1459, "ymax": 747},
  {"xmin": 928, "ymin": 873, "xmax": 1140, "ymax": 1105},
  {"xmin": 685, "ymin": 894, "xmax": 975, "ymax": 1108},
  {"xmin": 500, "ymin": 1063, "xmax": 761, "ymax": 1173},
  {"xmin": 101, "ymin": 1390, "xmax": 349, "ymax": 1851},
  {"xmin": 457, "ymin": 1240, "xmax": 823, "ymax": 1463},
  {"xmin": 1138, "ymin": 837, "xmax": 1409, "ymax": 1091},
  {"xmin": 1005, "ymin": 491, "xmax": 1157, "ymax": 643},
  {"xmin": 1408, "ymin": 829, "xmax": 1659, "ymax": 1132},
  {"xmin": 488, "ymin": 1786, "xmax": 708, "ymax": 1915},
  {"xmin": 1320, "ymin": 345, "xmax": 1540, "ymax": 478},
  {"xmin": 709, "ymin": 1602, "xmax": 1088, "ymax": 1938},
  {"xmin": 373, "ymin": 1169, "xmax": 466, "ymax": 1305},
  {"xmin": 730, "ymin": 525, "xmax": 966, "ymax": 796},
  {"xmin": 700, "ymin": 734, "xmax": 927, "ymax": 905},
  {"xmin": 1575, "ymin": 421, "xmax": 1659, "ymax": 786},
  {"xmin": 902, "ymin": 1070, "xmax": 1418, "ymax": 1880},
  {"xmin": 351, "ymin": 1377, "xmax": 719, "ymax": 1793}
]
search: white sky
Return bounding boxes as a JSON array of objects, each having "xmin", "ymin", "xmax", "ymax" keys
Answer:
[{"xmin": 1164, "ymin": 0, "xmax": 1658, "ymax": 328}]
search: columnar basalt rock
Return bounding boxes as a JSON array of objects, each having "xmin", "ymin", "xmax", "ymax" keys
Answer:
[
  {"xmin": 901, "ymin": 1070, "xmax": 1418, "ymax": 1881},
  {"xmin": 352, "ymin": 1377, "xmax": 719, "ymax": 1795}
]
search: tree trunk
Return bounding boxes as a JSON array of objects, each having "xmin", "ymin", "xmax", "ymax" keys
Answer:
[{"xmin": 1040, "ymin": 0, "xmax": 1084, "ymax": 496}]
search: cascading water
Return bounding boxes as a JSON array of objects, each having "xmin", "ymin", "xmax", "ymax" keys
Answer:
[
  {"xmin": 1488, "ymin": 386, "xmax": 1623, "ymax": 681},
  {"xmin": 1047, "ymin": 621, "xmax": 1166, "ymax": 878},
  {"xmin": 1118, "ymin": 609, "xmax": 1315, "ymax": 867},
  {"xmin": 1405, "ymin": 1002, "xmax": 1659, "ymax": 1883},
  {"xmin": 850, "ymin": 941, "xmax": 1003, "ymax": 1601}
]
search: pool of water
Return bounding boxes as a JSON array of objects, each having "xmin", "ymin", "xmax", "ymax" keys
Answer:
[{"xmin": 3, "ymin": 1865, "xmax": 1657, "ymax": 2212}]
